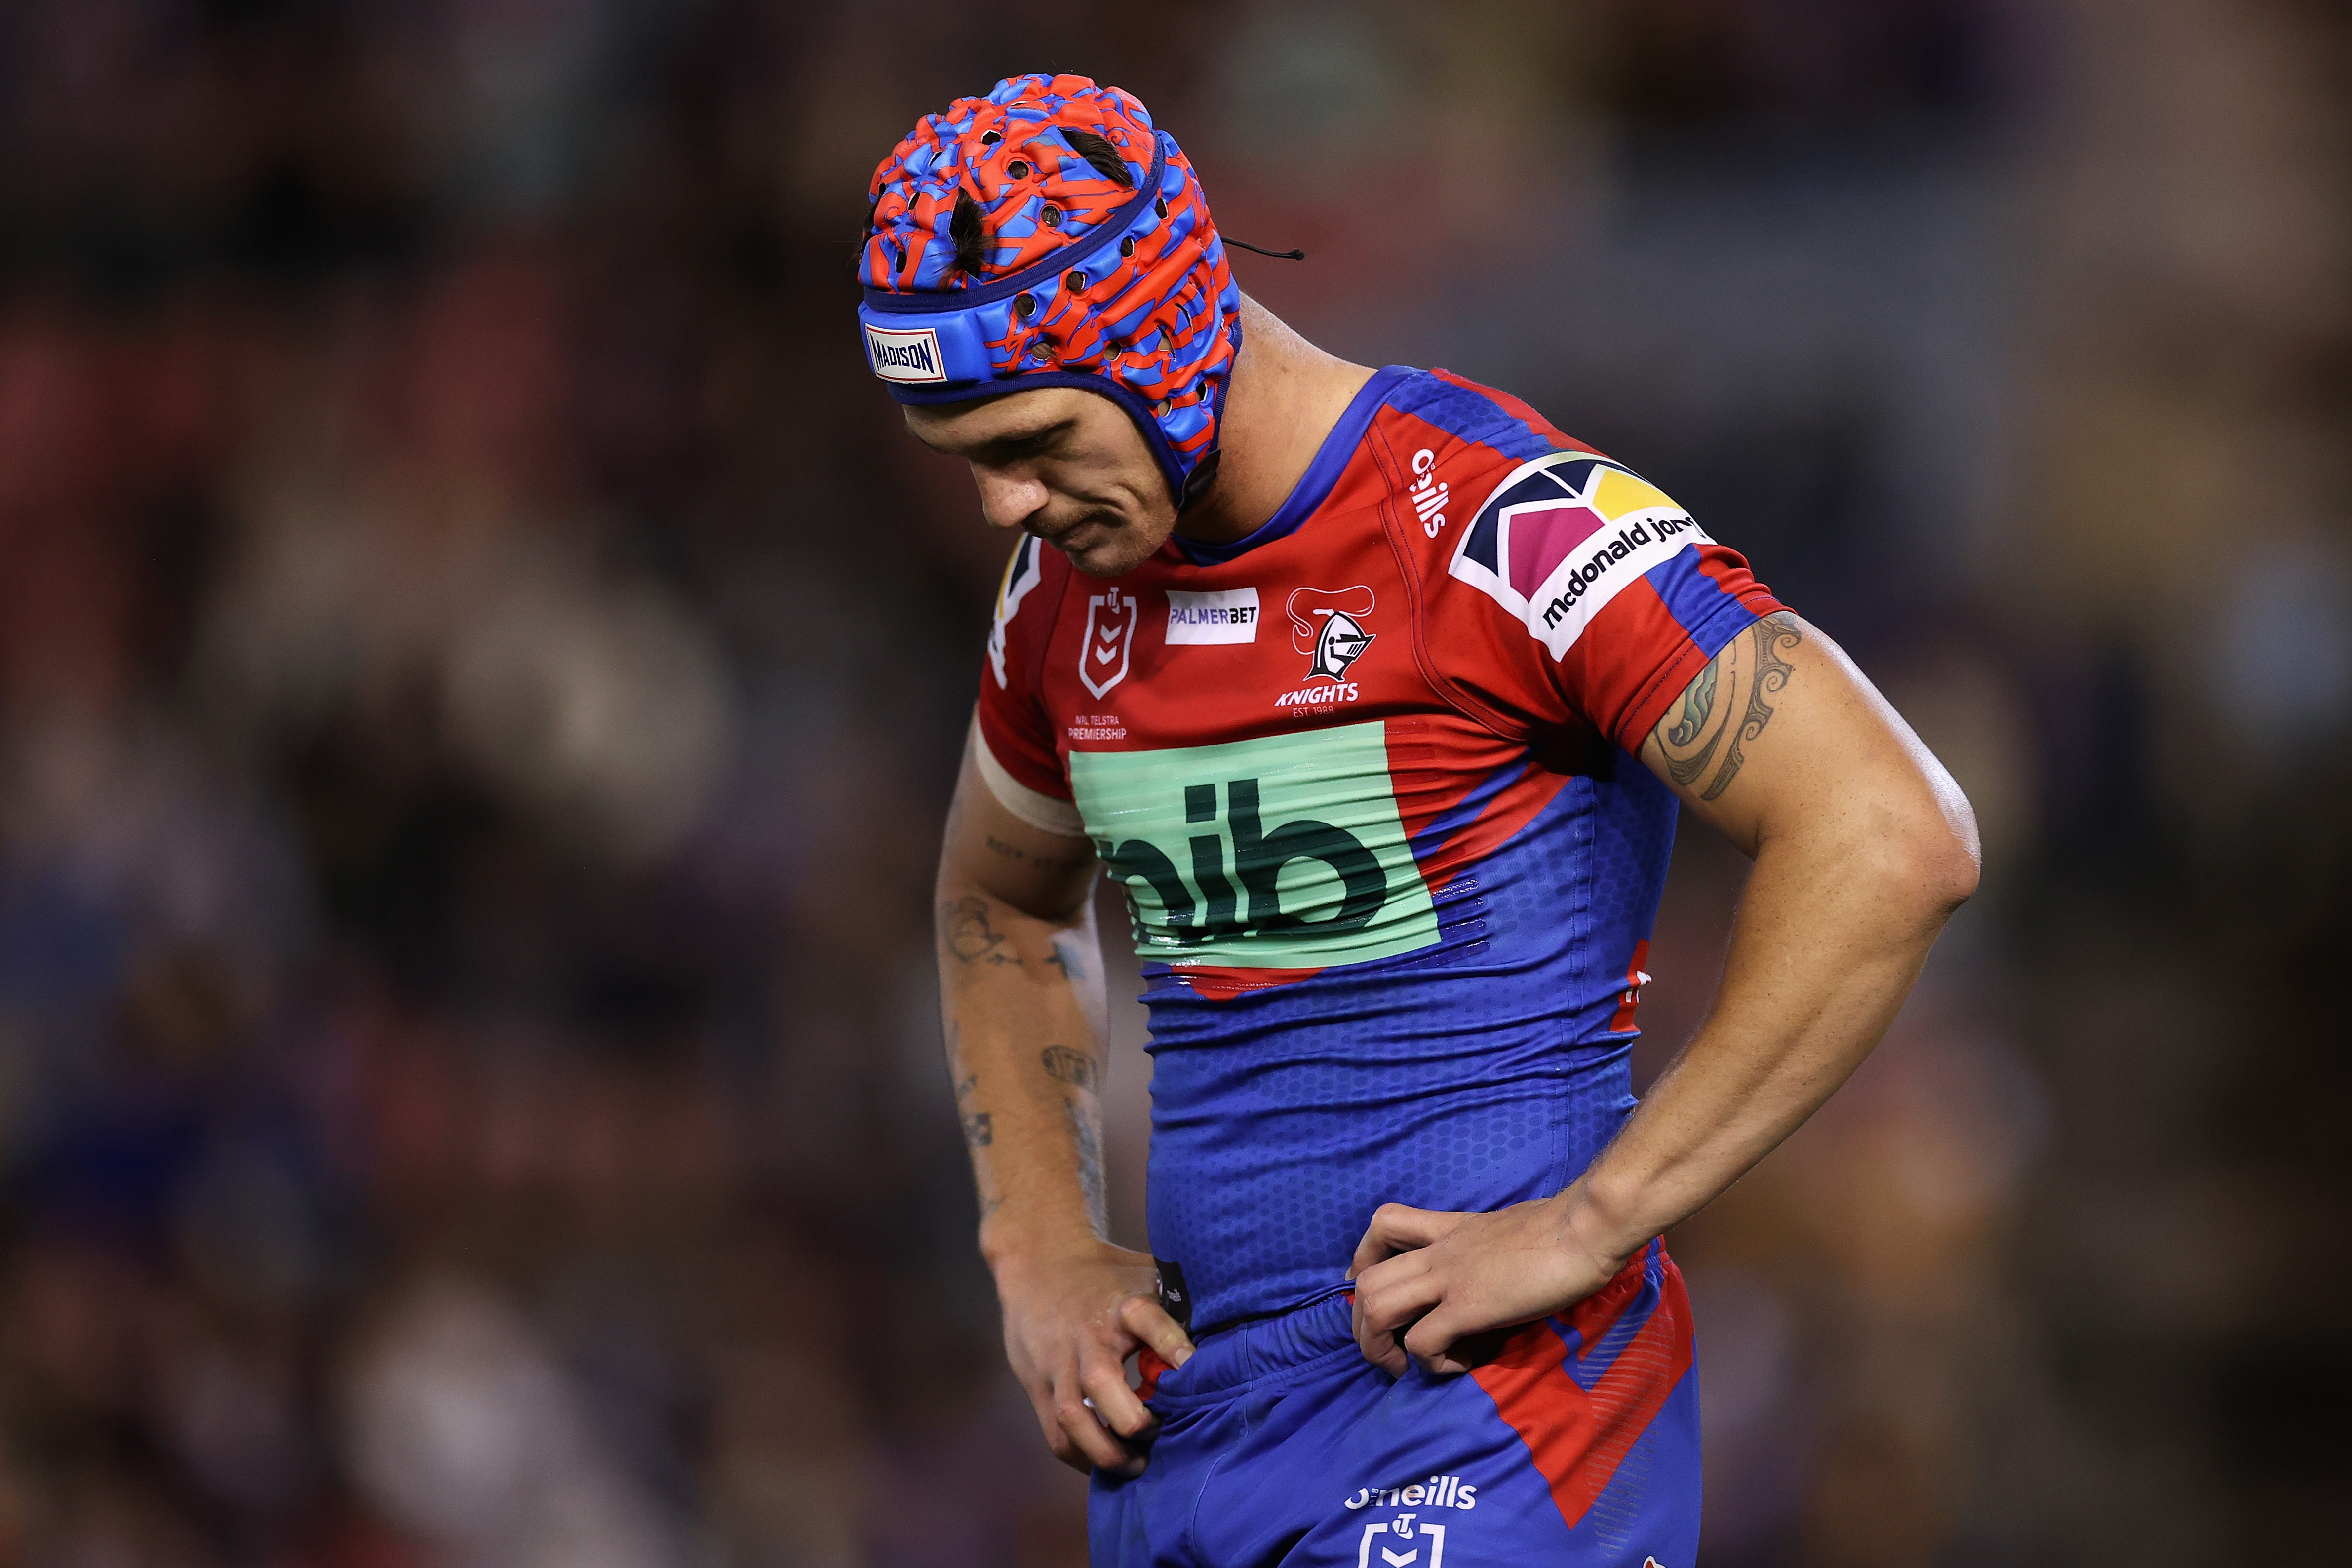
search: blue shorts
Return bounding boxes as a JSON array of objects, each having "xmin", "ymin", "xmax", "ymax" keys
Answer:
[{"xmin": 1091, "ymin": 1241, "xmax": 1701, "ymax": 1568}]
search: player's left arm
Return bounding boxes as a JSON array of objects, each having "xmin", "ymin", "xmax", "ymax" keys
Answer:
[{"xmin": 1352, "ymin": 610, "xmax": 1980, "ymax": 1375}]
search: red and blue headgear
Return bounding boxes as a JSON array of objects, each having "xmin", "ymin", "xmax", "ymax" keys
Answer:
[{"xmin": 857, "ymin": 74, "xmax": 1243, "ymax": 509}]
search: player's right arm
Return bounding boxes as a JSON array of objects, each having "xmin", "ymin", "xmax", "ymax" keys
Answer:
[{"xmin": 936, "ymin": 726, "xmax": 1193, "ymax": 1475}]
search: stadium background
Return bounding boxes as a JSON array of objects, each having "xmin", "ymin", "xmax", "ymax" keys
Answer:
[{"xmin": 0, "ymin": 0, "xmax": 2345, "ymax": 1563}]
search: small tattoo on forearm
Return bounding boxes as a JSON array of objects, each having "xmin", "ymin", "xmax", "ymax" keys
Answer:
[
  {"xmin": 1657, "ymin": 612, "xmax": 1803, "ymax": 801},
  {"xmin": 941, "ymin": 896, "xmax": 1021, "ymax": 966},
  {"xmin": 961, "ymin": 1111, "xmax": 993, "ymax": 1147},
  {"xmin": 954, "ymin": 1073, "xmax": 978, "ymax": 1102},
  {"xmin": 1064, "ymin": 1098, "xmax": 1106, "ymax": 1232},
  {"xmin": 1041, "ymin": 1046, "xmax": 1098, "ymax": 1092},
  {"xmin": 1045, "ymin": 934, "xmax": 1087, "ymax": 980},
  {"xmin": 985, "ymin": 834, "xmax": 1091, "ymax": 875}
]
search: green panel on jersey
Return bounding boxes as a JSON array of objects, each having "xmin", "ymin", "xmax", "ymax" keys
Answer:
[{"xmin": 1069, "ymin": 722, "xmax": 1439, "ymax": 970}]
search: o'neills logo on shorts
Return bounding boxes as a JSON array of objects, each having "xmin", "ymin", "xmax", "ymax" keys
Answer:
[
  {"xmin": 865, "ymin": 324, "xmax": 946, "ymax": 384},
  {"xmin": 1344, "ymin": 1473, "xmax": 1477, "ymax": 1510}
]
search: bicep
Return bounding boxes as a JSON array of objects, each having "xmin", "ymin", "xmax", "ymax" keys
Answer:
[
  {"xmin": 941, "ymin": 725, "xmax": 1100, "ymax": 921},
  {"xmin": 1636, "ymin": 612, "xmax": 1979, "ymax": 866}
]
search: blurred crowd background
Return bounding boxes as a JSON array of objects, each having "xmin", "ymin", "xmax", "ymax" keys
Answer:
[{"xmin": 0, "ymin": 0, "xmax": 2345, "ymax": 1564}]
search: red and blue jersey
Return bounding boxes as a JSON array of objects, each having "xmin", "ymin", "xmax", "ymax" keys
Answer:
[{"xmin": 974, "ymin": 365, "xmax": 1784, "ymax": 1332}]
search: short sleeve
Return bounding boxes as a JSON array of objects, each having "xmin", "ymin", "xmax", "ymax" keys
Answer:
[
  {"xmin": 972, "ymin": 535, "xmax": 1084, "ymax": 833},
  {"xmin": 1438, "ymin": 449, "xmax": 1786, "ymax": 753}
]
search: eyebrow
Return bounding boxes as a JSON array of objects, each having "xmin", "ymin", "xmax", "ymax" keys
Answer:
[{"xmin": 964, "ymin": 417, "xmax": 1075, "ymax": 463}]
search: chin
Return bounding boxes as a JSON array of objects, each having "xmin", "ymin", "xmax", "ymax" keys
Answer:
[{"xmin": 1058, "ymin": 534, "xmax": 1153, "ymax": 578}]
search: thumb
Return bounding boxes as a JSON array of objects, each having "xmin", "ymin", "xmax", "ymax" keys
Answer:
[{"xmin": 1118, "ymin": 1293, "xmax": 1194, "ymax": 1367}]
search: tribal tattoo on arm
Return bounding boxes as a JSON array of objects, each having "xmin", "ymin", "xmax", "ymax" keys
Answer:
[{"xmin": 1655, "ymin": 612, "xmax": 1803, "ymax": 801}]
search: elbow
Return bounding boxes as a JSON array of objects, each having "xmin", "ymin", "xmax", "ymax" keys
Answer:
[
  {"xmin": 1893, "ymin": 789, "xmax": 1982, "ymax": 917},
  {"xmin": 1925, "ymin": 828, "xmax": 1982, "ymax": 913}
]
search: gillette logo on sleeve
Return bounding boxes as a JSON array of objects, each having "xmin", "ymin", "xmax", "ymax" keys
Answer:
[{"xmin": 865, "ymin": 324, "xmax": 946, "ymax": 383}]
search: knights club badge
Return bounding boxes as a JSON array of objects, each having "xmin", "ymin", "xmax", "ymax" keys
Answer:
[
  {"xmin": 1080, "ymin": 587, "xmax": 1138, "ymax": 699},
  {"xmin": 1286, "ymin": 585, "xmax": 1377, "ymax": 683}
]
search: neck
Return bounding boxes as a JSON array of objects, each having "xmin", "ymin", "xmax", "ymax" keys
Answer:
[{"xmin": 1174, "ymin": 295, "xmax": 1375, "ymax": 546}]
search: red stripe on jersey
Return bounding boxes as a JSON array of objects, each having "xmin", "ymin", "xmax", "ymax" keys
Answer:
[
  {"xmin": 1415, "ymin": 760, "xmax": 1574, "ymax": 894},
  {"xmin": 1167, "ymin": 964, "xmax": 1327, "ymax": 1001},
  {"xmin": 1557, "ymin": 578, "xmax": 1714, "ymax": 755},
  {"xmin": 1473, "ymin": 1251, "xmax": 1697, "ymax": 1533},
  {"xmin": 1698, "ymin": 548, "xmax": 1763, "ymax": 598}
]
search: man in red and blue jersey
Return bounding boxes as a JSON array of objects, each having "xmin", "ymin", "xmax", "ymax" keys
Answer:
[{"xmin": 862, "ymin": 75, "xmax": 1980, "ymax": 1567}]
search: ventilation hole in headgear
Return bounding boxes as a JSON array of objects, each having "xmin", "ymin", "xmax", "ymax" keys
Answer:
[
  {"xmin": 1042, "ymin": 206, "xmax": 1061, "ymax": 229},
  {"xmin": 1031, "ymin": 341, "xmax": 1050, "ymax": 359},
  {"xmin": 1155, "ymin": 197, "xmax": 1169, "ymax": 219},
  {"xmin": 1066, "ymin": 270, "xmax": 1087, "ymax": 291},
  {"xmin": 979, "ymin": 130, "xmax": 1002, "ymax": 145},
  {"xmin": 1007, "ymin": 159, "xmax": 1030, "ymax": 179},
  {"xmin": 1015, "ymin": 293, "xmax": 1036, "ymax": 319},
  {"xmin": 1061, "ymin": 128, "xmax": 1134, "ymax": 188},
  {"xmin": 950, "ymin": 190, "xmax": 987, "ymax": 276},
  {"xmin": 1153, "ymin": 401, "xmax": 1170, "ymax": 418},
  {"xmin": 1120, "ymin": 236, "xmax": 1136, "ymax": 258}
]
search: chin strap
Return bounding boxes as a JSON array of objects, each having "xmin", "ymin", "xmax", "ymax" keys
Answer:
[
  {"xmin": 1225, "ymin": 237, "xmax": 1306, "ymax": 260},
  {"xmin": 1179, "ymin": 448, "xmax": 1223, "ymax": 511}
]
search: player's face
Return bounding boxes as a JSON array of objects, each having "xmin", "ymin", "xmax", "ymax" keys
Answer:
[{"xmin": 903, "ymin": 388, "xmax": 1177, "ymax": 577}]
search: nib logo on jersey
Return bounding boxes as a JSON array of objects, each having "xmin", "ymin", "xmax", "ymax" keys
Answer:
[{"xmin": 1278, "ymin": 586, "xmax": 1377, "ymax": 708}]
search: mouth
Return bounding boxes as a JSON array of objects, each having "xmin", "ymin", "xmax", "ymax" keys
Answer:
[{"xmin": 1035, "ymin": 512, "xmax": 1118, "ymax": 552}]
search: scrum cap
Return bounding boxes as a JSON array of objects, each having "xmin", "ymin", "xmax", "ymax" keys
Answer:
[{"xmin": 856, "ymin": 73, "xmax": 1242, "ymax": 508}]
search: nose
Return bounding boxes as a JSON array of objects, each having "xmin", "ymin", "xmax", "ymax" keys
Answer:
[{"xmin": 971, "ymin": 466, "xmax": 1049, "ymax": 533}]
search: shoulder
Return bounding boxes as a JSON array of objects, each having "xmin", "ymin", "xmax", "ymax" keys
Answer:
[
  {"xmin": 1443, "ymin": 443, "xmax": 1709, "ymax": 662},
  {"xmin": 1366, "ymin": 368, "xmax": 1598, "ymax": 546},
  {"xmin": 1370, "ymin": 370, "xmax": 1696, "ymax": 654}
]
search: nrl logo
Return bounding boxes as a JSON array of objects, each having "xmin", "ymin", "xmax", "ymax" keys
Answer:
[
  {"xmin": 1080, "ymin": 587, "xmax": 1138, "ymax": 699},
  {"xmin": 1287, "ymin": 585, "xmax": 1376, "ymax": 683}
]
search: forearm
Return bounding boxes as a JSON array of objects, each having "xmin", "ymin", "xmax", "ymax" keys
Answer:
[
  {"xmin": 935, "ymin": 871, "xmax": 1111, "ymax": 1270},
  {"xmin": 1562, "ymin": 823, "xmax": 1967, "ymax": 1265}
]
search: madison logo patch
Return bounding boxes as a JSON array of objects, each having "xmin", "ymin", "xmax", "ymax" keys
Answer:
[
  {"xmin": 1079, "ymin": 587, "xmax": 1138, "ymax": 700},
  {"xmin": 864, "ymin": 323, "xmax": 946, "ymax": 384},
  {"xmin": 1449, "ymin": 450, "xmax": 1707, "ymax": 659}
]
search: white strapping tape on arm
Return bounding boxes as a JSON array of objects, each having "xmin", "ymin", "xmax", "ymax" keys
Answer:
[{"xmin": 971, "ymin": 718, "xmax": 1086, "ymax": 837}]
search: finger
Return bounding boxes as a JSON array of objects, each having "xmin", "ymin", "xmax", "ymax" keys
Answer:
[
  {"xmin": 1352, "ymin": 1251, "xmax": 1442, "ymax": 1334},
  {"xmin": 1355, "ymin": 1304, "xmax": 1409, "ymax": 1378},
  {"xmin": 1117, "ymin": 1294, "xmax": 1195, "ymax": 1368},
  {"xmin": 1052, "ymin": 1372, "xmax": 1138, "ymax": 1474},
  {"xmin": 1025, "ymin": 1382, "xmax": 1089, "ymax": 1473},
  {"xmin": 1348, "ymin": 1203, "xmax": 1461, "ymax": 1277},
  {"xmin": 1351, "ymin": 1267, "xmax": 1423, "ymax": 1377},
  {"xmin": 1079, "ymin": 1350, "xmax": 1158, "ymax": 1449},
  {"xmin": 1403, "ymin": 1302, "xmax": 1476, "ymax": 1376}
]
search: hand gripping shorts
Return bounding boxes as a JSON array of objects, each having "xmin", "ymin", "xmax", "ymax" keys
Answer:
[{"xmin": 1091, "ymin": 1240, "xmax": 1702, "ymax": 1568}]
